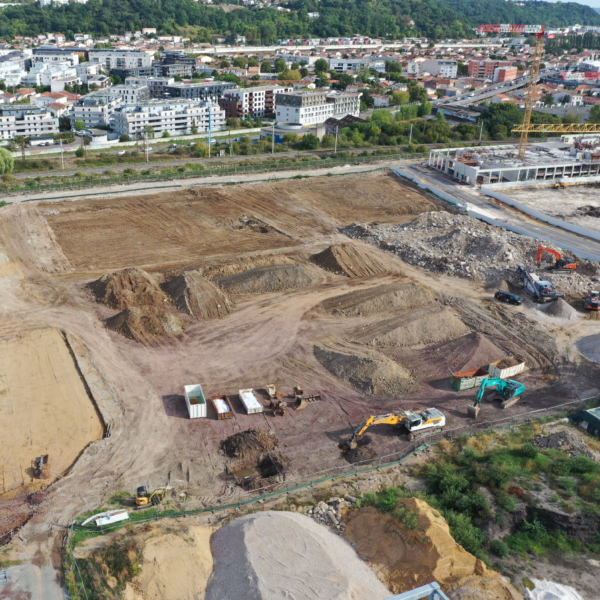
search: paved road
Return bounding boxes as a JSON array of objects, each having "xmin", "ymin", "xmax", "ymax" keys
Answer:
[{"xmin": 409, "ymin": 164, "xmax": 600, "ymax": 262}]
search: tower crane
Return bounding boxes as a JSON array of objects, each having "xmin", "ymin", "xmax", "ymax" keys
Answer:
[{"xmin": 477, "ymin": 24, "xmax": 546, "ymax": 159}]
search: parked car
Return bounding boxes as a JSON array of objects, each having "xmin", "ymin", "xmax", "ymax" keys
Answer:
[{"xmin": 494, "ymin": 290, "xmax": 522, "ymax": 305}]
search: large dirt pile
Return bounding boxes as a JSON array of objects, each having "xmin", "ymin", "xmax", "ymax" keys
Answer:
[
  {"xmin": 162, "ymin": 271, "xmax": 232, "ymax": 319},
  {"xmin": 206, "ymin": 511, "xmax": 390, "ymax": 600},
  {"xmin": 344, "ymin": 501, "xmax": 521, "ymax": 600},
  {"xmin": 106, "ymin": 307, "xmax": 184, "ymax": 345},
  {"xmin": 310, "ymin": 243, "xmax": 391, "ymax": 278},
  {"xmin": 217, "ymin": 264, "xmax": 315, "ymax": 294},
  {"xmin": 89, "ymin": 268, "xmax": 168, "ymax": 310},
  {"xmin": 359, "ymin": 306, "xmax": 470, "ymax": 349},
  {"xmin": 538, "ymin": 298, "xmax": 580, "ymax": 321},
  {"xmin": 342, "ymin": 213, "xmax": 598, "ymax": 292},
  {"xmin": 320, "ymin": 281, "xmax": 435, "ymax": 317},
  {"xmin": 314, "ymin": 345, "xmax": 415, "ymax": 395},
  {"xmin": 123, "ymin": 525, "xmax": 214, "ymax": 600},
  {"xmin": 220, "ymin": 429, "xmax": 278, "ymax": 459}
]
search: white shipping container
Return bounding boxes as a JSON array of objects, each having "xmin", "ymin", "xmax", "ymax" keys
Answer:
[
  {"xmin": 95, "ymin": 510, "xmax": 129, "ymax": 528},
  {"xmin": 239, "ymin": 388, "xmax": 264, "ymax": 414},
  {"xmin": 184, "ymin": 384, "xmax": 207, "ymax": 418},
  {"xmin": 488, "ymin": 356, "xmax": 526, "ymax": 379}
]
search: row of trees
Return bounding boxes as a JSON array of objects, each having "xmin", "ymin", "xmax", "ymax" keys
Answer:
[{"xmin": 1, "ymin": 0, "xmax": 597, "ymax": 41}]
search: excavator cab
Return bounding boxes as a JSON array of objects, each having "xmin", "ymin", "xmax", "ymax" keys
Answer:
[{"xmin": 536, "ymin": 245, "xmax": 577, "ymax": 271}]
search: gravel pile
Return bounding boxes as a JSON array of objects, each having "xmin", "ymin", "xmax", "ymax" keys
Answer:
[
  {"xmin": 308, "ymin": 495, "xmax": 358, "ymax": 532},
  {"xmin": 342, "ymin": 212, "xmax": 599, "ymax": 293}
]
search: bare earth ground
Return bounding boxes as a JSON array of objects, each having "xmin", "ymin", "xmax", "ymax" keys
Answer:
[{"xmin": 1, "ymin": 172, "xmax": 600, "ymax": 597}]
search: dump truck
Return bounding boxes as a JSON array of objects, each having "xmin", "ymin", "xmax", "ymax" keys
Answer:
[
  {"xmin": 342, "ymin": 408, "xmax": 445, "ymax": 450},
  {"xmin": 516, "ymin": 266, "xmax": 563, "ymax": 303},
  {"xmin": 469, "ymin": 377, "xmax": 525, "ymax": 418}
]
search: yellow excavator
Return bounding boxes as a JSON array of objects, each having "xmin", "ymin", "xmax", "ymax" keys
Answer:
[
  {"xmin": 342, "ymin": 408, "xmax": 446, "ymax": 450},
  {"xmin": 136, "ymin": 486, "xmax": 168, "ymax": 507}
]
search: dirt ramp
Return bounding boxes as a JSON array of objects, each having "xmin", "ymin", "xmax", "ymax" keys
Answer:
[
  {"xmin": 320, "ymin": 282, "xmax": 435, "ymax": 317},
  {"xmin": 217, "ymin": 264, "xmax": 315, "ymax": 294},
  {"xmin": 344, "ymin": 502, "xmax": 521, "ymax": 599},
  {"xmin": 314, "ymin": 345, "xmax": 415, "ymax": 395},
  {"xmin": 106, "ymin": 306, "xmax": 184, "ymax": 345},
  {"xmin": 310, "ymin": 243, "xmax": 391, "ymax": 278},
  {"xmin": 206, "ymin": 511, "xmax": 390, "ymax": 600},
  {"xmin": 89, "ymin": 268, "xmax": 168, "ymax": 310},
  {"xmin": 163, "ymin": 271, "xmax": 232, "ymax": 319}
]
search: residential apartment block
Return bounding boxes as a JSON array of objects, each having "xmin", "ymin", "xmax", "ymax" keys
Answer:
[
  {"xmin": 125, "ymin": 76, "xmax": 174, "ymax": 98},
  {"xmin": 419, "ymin": 59, "xmax": 458, "ymax": 78},
  {"xmin": 163, "ymin": 81, "xmax": 236, "ymax": 101},
  {"xmin": 71, "ymin": 91, "xmax": 121, "ymax": 127},
  {"xmin": 329, "ymin": 56, "xmax": 386, "ymax": 74},
  {"xmin": 468, "ymin": 60, "xmax": 513, "ymax": 78},
  {"xmin": 32, "ymin": 46, "xmax": 80, "ymax": 67},
  {"xmin": 0, "ymin": 104, "xmax": 58, "ymax": 139},
  {"xmin": 275, "ymin": 91, "xmax": 361, "ymax": 126},
  {"xmin": 110, "ymin": 100, "xmax": 225, "ymax": 138},
  {"xmin": 218, "ymin": 85, "xmax": 293, "ymax": 119},
  {"xmin": 88, "ymin": 49, "xmax": 153, "ymax": 71}
]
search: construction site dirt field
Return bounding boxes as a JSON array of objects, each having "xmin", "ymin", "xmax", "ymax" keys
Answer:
[{"xmin": 1, "ymin": 170, "xmax": 600, "ymax": 591}]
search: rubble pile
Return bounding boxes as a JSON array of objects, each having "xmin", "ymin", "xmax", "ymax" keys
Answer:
[
  {"xmin": 308, "ymin": 495, "xmax": 358, "ymax": 532},
  {"xmin": 342, "ymin": 212, "xmax": 599, "ymax": 293}
]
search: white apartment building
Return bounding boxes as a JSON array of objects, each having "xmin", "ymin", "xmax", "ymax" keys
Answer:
[
  {"xmin": 110, "ymin": 100, "xmax": 225, "ymax": 138},
  {"xmin": 329, "ymin": 56, "xmax": 387, "ymax": 74},
  {"xmin": 75, "ymin": 62, "xmax": 100, "ymax": 83},
  {"xmin": 32, "ymin": 47, "xmax": 80, "ymax": 67},
  {"xmin": 22, "ymin": 63, "xmax": 80, "ymax": 89},
  {"xmin": 71, "ymin": 91, "xmax": 122, "ymax": 127},
  {"xmin": 419, "ymin": 59, "xmax": 458, "ymax": 78},
  {"xmin": 88, "ymin": 49, "xmax": 153, "ymax": 71},
  {"xmin": 0, "ymin": 61, "xmax": 25, "ymax": 87},
  {"xmin": 105, "ymin": 84, "xmax": 150, "ymax": 104},
  {"xmin": 0, "ymin": 105, "xmax": 58, "ymax": 140},
  {"xmin": 275, "ymin": 91, "xmax": 361, "ymax": 126},
  {"xmin": 125, "ymin": 76, "xmax": 174, "ymax": 98}
]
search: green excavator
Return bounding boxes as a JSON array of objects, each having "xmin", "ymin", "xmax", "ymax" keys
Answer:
[{"xmin": 468, "ymin": 377, "xmax": 525, "ymax": 418}]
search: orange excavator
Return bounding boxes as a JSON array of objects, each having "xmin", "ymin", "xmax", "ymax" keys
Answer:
[{"xmin": 536, "ymin": 245, "xmax": 577, "ymax": 271}]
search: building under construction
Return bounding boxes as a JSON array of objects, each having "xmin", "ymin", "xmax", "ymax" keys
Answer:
[{"xmin": 428, "ymin": 138, "xmax": 600, "ymax": 186}]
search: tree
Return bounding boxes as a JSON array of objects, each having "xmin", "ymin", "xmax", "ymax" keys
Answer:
[
  {"xmin": 0, "ymin": 147, "xmax": 14, "ymax": 175},
  {"xmin": 385, "ymin": 61, "xmax": 402, "ymax": 75},
  {"xmin": 233, "ymin": 56, "xmax": 246, "ymax": 68},
  {"xmin": 391, "ymin": 90, "xmax": 410, "ymax": 105},
  {"xmin": 332, "ymin": 73, "xmax": 353, "ymax": 90},
  {"xmin": 74, "ymin": 118, "xmax": 85, "ymax": 131},
  {"xmin": 279, "ymin": 69, "xmax": 302, "ymax": 81},
  {"xmin": 590, "ymin": 104, "xmax": 600, "ymax": 123},
  {"xmin": 542, "ymin": 93, "xmax": 554, "ymax": 106},
  {"xmin": 248, "ymin": 57, "xmax": 259, "ymax": 67},
  {"xmin": 119, "ymin": 134, "xmax": 131, "ymax": 142},
  {"xmin": 297, "ymin": 133, "xmax": 319, "ymax": 150},
  {"xmin": 261, "ymin": 60, "xmax": 272, "ymax": 73},
  {"xmin": 274, "ymin": 57, "xmax": 286, "ymax": 73},
  {"xmin": 161, "ymin": 130, "xmax": 170, "ymax": 138},
  {"xmin": 75, "ymin": 146, "xmax": 85, "ymax": 158},
  {"xmin": 315, "ymin": 75, "xmax": 329, "ymax": 88},
  {"xmin": 58, "ymin": 115, "xmax": 71, "ymax": 131},
  {"xmin": 314, "ymin": 58, "xmax": 329, "ymax": 73}
]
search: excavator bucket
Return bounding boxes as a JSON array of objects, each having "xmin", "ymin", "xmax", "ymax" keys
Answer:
[
  {"xmin": 501, "ymin": 396, "xmax": 520, "ymax": 409},
  {"xmin": 295, "ymin": 396, "xmax": 308, "ymax": 410},
  {"xmin": 467, "ymin": 404, "xmax": 480, "ymax": 419}
]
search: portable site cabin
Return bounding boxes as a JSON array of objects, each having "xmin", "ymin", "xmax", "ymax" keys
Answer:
[
  {"xmin": 571, "ymin": 406, "xmax": 600, "ymax": 438},
  {"xmin": 184, "ymin": 384, "xmax": 207, "ymax": 418}
]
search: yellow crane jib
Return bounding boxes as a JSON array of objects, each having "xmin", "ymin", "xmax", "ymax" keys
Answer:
[{"xmin": 512, "ymin": 123, "xmax": 600, "ymax": 134}]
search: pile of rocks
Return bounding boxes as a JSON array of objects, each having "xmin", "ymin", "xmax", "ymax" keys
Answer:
[
  {"xmin": 308, "ymin": 495, "xmax": 358, "ymax": 532},
  {"xmin": 534, "ymin": 430, "xmax": 596, "ymax": 459},
  {"xmin": 342, "ymin": 212, "xmax": 599, "ymax": 294}
]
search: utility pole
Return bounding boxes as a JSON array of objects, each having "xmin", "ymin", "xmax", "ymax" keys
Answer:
[
  {"xmin": 479, "ymin": 120, "xmax": 484, "ymax": 143},
  {"xmin": 271, "ymin": 121, "xmax": 275, "ymax": 154},
  {"xmin": 208, "ymin": 106, "xmax": 212, "ymax": 159},
  {"xmin": 229, "ymin": 129, "xmax": 232, "ymax": 156},
  {"xmin": 334, "ymin": 126, "xmax": 338, "ymax": 153},
  {"xmin": 409, "ymin": 123, "xmax": 413, "ymax": 145},
  {"xmin": 59, "ymin": 138, "xmax": 64, "ymax": 169}
]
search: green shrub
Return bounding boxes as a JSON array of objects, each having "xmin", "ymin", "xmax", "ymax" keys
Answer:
[{"xmin": 491, "ymin": 539, "xmax": 510, "ymax": 558}]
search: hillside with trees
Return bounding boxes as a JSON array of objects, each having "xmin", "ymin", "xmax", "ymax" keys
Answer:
[{"xmin": 0, "ymin": 0, "xmax": 598, "ymax": 41}]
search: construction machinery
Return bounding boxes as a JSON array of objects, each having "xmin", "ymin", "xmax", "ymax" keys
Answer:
[
  {"xmin": 585, "ymin": 290, "xmax": 600, "ymax": 311},
  {"xmin": 536, "ymin": 245, "xmax": 577, "ymax": 271},
  {"xmin": 342, "ymin": 408, "xmax": 445, "ymax": 450},
  {"xmin": 32, "ymin": 454, "xmax": 49, "ymax": 478},
  {"xmin": 266, "ymin": 384, "xmax": 286, "ymax": 416},
  {"xmin": 516, "ymin": 266, "xmax": 563, "ymax": 303},
  {"xmin": 469, "ymin": 377, "xmax": 526, "ymax": 418},
  {"xmin": 135, "ymin": 486, "xmax": 168, "ymax": 507},
  {"xmin": 293, "ymin": 385, "xmax": 322, "ymax": 410}
]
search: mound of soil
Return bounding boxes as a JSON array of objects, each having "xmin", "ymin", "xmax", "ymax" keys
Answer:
[
  {"xmin": 220, "ymin": 429, "xmax": 278, "ymax": 459},
  {"xmin": 218, "ymin": 264, "xmax": 314, "ymax": 294},
  {"xmin": 314, "ymin": 345, "xmax": 415, "ymax": 395},
  {"xmin": 105, "ymin": 306, "xmax": 184, "ymax": 345},
  {"xmin": 538, "ymin": 298, "xmax": 579, "ymax": 321},
  {"xmin": 310, "ymin": 243, "xmax": 389, "ymax": 278},
  {"xmin": 89, "ymin": 268, "xmax": 168, "ymax": 310},
  {"xmin": 534, "ymin": 430, "xmax": 596, "ymax": 459},
  {"xmin": 207, "ymin": 511, "xmax": 390, "ymax": 600},
  {"xmin": 364, "ymin": 307, "xmax": 469, "ymax": 349},
  {"xmin": 320, "ymin": 282, "xmax": 434, "ymax": 317},
  {"xmin": 162, "ymin": 271, "xmax": 232, "ymax": 320},
  {"xmin": 344, "ymin": 501, "xmax": 521, "ymax": 599}
]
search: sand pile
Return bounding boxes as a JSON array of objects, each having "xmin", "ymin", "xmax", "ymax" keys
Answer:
[
  {"xmin": 89, "ymin": 268, "xmax": 168, "ymax": 310},
  {"xmin": 362, "ymin": 307, "xmax": 470, "ymax": 349},
  {"xmin": 344, "ymin": 501, "xmax": 521, "ymax": 599},
  {"xmin": 314, "ymin": 345, "xmax": 415, "ymax": 395},
  {"xmin": 538, "ymin": 298, "xmax": 579, "ymax": 321},
  {"xmin": 218, "ymin": 264, "xmax": 314, "ymax": 294},
  {"xmin": 447, "ymin": 333, "xmax": 506, "ymax": 372},
  {"xmin": 106, "ymin": 306, "xmax": 184, "ymax": 345},
  {"xmin": 320, "ymin": 282, "xmax": 434, "ymax": 317},
  {"xmin": 206, "ymin": 511, "xmax": 390, "ymax": 600},
  {"xmin": 163, "ymin": 271, "xmax": 232, "ymax": 319},
  {"xmin": 123, "ymin": 525, "xmax": 214, "ymax": 600},
  {"xmin": 310, "ymin": 243, "xmax": 390, "ymax": 278}
]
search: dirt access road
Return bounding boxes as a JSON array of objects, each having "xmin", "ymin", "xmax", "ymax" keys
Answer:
[{"xmin": 1, "ymin": 170, "xmax": 599, "ymax": 598}]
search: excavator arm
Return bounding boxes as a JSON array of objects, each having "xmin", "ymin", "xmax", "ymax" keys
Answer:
[
  {"xmin": 345, "ymin": 412, "xmax": 408, "ymax": 450},
  {"xmin": 536, "ymin": 245, "xmax": 577, "ymax": 270},
  {"xmin": 470, "ymin": 377, "xmax": 525, "ymax": 418}
]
